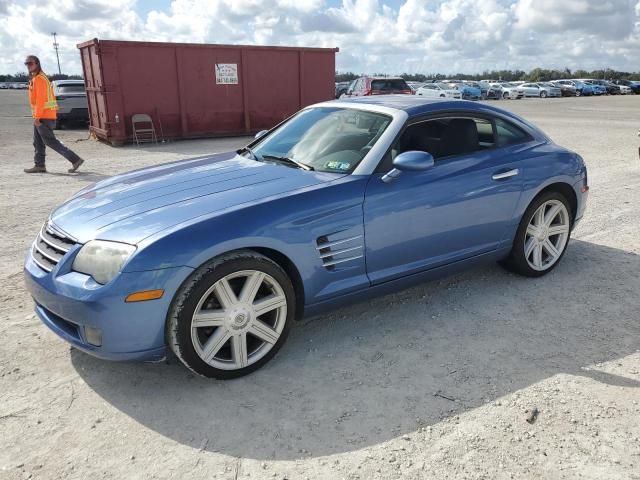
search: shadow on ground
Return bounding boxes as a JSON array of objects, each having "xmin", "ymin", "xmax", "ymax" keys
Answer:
[
  {"xmin": 119, "ymin": 136, "xmax": 252, "ymax": 156},
  {"xmin": 72, "ymin": 239, "xmax": 640, "ymax": 460},
  {"xmin": 46, "ymin": 171, "xmax": 110, "ymax": 183}
]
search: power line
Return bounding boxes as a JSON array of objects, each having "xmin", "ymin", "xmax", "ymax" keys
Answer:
[{"xmin": 52, "ymin": 32, "xmax": 61, "ymax": 75}]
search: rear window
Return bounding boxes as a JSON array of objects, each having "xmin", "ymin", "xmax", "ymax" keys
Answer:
[
  {"xmin": 57, "ymin": 84, "xmax": 85, "ymax": 94},
  {"xmin": 495, "ymin": 118, "xmax": 531, "ymax": 146},
  {"xmin": 371, "ymin": 79, "xmax": 409, "ymax": 91}
]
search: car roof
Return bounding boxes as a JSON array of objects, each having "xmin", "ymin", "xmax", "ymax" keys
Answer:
[
  {"xmin": 52, "ymin": 80, "xmax": 85, "ymax": 85},
  {"xmin": 335, "ymin": 95, "xmax": 511, "ymax": 117},
  {"xmin": 364, "ymin": 76, "xmax": 406, "ymax": 80}
]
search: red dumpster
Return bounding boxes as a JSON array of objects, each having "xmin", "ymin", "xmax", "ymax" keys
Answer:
[{"xmin": 77, "ymin": 39, "xmax": 338, "ymax": 145}]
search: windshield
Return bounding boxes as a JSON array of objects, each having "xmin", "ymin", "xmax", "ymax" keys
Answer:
[
  {"xmin": 371, "ymin": 79, "xmax": 409, "ymax": 91},
  {"xmin": 249, "ymin": 107, "xmax": 392, "ymax": 173}
]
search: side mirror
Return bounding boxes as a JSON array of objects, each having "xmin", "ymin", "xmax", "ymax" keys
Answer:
[
  {"xmin": 381, "ymin": 151, "xmax": 434, "ymax": 183},
  {"xmin": 254, "ymin": 130, "xmax": 268, "ymax": 140}
]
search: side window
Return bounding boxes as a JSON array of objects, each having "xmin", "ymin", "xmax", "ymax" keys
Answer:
[
  {"xmin": 494, "ymin": 118, "xmax": 531, "ymax": 147},
  {"xmin": 474, "ymin": 118, "xmax": 494, "ymax": 148},
  {"xmin": 376, "ymin": 116, "xmax": 494, "ymax": 172}
]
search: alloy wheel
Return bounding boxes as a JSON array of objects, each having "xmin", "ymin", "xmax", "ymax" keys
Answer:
[
  {"xmin": 190, "ymin": 270, "xmax": 287, "ymax": 370},
  {"xmin": 524, "ymin": 200, "xmax": 570, "ymax": 271}
]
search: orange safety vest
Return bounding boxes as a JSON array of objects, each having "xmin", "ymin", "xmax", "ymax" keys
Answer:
[{"xmin": 28, "ymin": 72, "xmax": 58, "ymax": 119}]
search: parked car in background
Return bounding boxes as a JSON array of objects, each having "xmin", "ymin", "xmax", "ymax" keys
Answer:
[
  {"xmin": 549, "ymin": 81, "xmax": 576, "ymax": 97},
  {"xmin": 520, "ymin": 83, "xmax": 562, "ymax": 98},
  {"xmin": 335, "ymin": 81, "xmax": 350, "ymax": 99},
  {"xmin": 0, "ymin": 83, "xmax": 8, "ymax": 89},
  {"xmin": 416, "ymin": 82, "xmax": 462, "ymax": 99},
  {"xmin": 407, "ymin": 81, "xmax": 425, "ymax": 93},
  {"xmin": 495, "ymin": 82, "xmax": 525, "ymax": 99},
  {"xmin": 462, "ymin": 81, "xmax": 491, "ymax": 99},
  {"xmin": 441, "ymin": 80, "xmax": 481, "ymax": 100},
  {"xmin": 555, "ymin": 80, "xmax": 594, "ymax": 96},
  {"xmin": 587, "ymin": 80, "xmax": 620, "ymax": 95},
  {"xmin": 578, "ymin": 80, "xmax": 607, "ymax": 95},
  {"xmin": 342, "ymin": 76, "xmax": 413, "ymax": 97},
  {"xmin": 52, "ymin": 80, "xmax": 88, "ymax": 128},
  {"xmin": 611, "ymin": 80, "xmax": 640, "ymax": 94},
  {"xmin": 24, "ymin": 96, "xmax": 589, "ymax": 378}
]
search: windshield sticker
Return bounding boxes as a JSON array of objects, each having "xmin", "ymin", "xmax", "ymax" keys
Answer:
[{"xmin": 325, "ymin": 161, "xmax": 351, "ymax": 171}]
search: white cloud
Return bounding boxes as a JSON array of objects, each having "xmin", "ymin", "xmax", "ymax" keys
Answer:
[{"xmin": 1, "ymin": 0, "xmax": 639, "ymax": 76}]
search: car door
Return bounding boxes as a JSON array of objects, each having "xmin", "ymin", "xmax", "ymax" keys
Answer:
[
  {"xmin": 521, "ymin": 83, "xmax": 535, "ymax": 96},
  {"xmin": 363, "ymin": 114, "xmax": 526, "ymax": 284},
  {"xmin": 417, "ymin": 84, "xmax": 436, "ymax": 98}
]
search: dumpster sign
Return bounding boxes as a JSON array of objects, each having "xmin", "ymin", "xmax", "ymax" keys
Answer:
[{"xmin": 215, "ymin": 63, "xmax": 238, "ymax": 84}]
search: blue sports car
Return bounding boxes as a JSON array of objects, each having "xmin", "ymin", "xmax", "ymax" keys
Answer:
[{"xmin": 24, "ymin": 97, "xmax": 589, "ymax": 378}]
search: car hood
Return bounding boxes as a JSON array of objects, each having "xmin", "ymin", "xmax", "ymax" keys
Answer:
[{"xmin": 50, "ymin": 152, "xmax": 341, "ymax": 245}]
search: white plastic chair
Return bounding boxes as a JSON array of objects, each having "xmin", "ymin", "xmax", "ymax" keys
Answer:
[{"xmin": 131, "ymin": 113, "xmax": 157, "ymax": 145}]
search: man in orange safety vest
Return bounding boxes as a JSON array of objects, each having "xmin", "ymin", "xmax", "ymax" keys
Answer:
[{"xmin": 24, "ymin": 55, "xmax": 85, "ymax": 174}]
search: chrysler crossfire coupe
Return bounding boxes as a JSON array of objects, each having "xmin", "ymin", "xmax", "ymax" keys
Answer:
[{"xmin": 24, "ymin": 97, "xmax": 589, "ymax": 378}]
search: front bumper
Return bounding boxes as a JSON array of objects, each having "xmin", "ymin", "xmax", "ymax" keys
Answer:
[
  {"xmin": 24, "ymin": 252, "xmax": 193, "ymax": 361},
  {"xmin": 57, "ymin": 108, "xmax": 89, "ymax": 121},
  {"xmin": 573, "ymin": 178, "xmax": 589, "ymax": 226}
]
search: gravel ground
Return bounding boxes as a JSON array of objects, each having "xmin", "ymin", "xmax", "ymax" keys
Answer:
[{"xmin": 1, "ymin": 90, "xmax": 639, "ymax": 480}]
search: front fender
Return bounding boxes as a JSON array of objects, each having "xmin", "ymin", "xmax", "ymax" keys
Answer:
[{"xmin": 123, "ymin": 176, "xmax": 370, "ymax": 304}]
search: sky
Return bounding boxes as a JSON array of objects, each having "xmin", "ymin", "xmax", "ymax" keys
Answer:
[{"xmin": 1, "ymin": 0, "xmax": 639, "ymax": 76}]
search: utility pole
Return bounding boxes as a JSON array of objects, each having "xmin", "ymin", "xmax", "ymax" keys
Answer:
[{"xmin": 52, "ymin": 32, "xmax": 61, "ymax": 75}]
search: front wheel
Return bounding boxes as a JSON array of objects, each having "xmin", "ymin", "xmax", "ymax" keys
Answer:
[
  {"xmin": 501, "ymin": 192, "xmax": 572, "ymax": 277},
  {"xmin": 540, "ymin": 91, "xmax": 547, "ymax": 98},
  {"xmin": 503, "ymin": 92, "xmax": 509, "ymax": 99},
  {"xmin": 167, "ymin": 251, "xmax": 295, "ymax": 379}
]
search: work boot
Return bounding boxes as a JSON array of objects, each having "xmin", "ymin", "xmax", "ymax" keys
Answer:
[
  {"xmin": 68, "ymin": 159, "xmax": 84, "ymax": 173},
  {"xmin": 24, "ymin": 165, "xmax": 47, "ymax": 173}
]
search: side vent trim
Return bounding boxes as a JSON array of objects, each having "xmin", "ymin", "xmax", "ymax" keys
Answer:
[{"xmin": 316, "ymin": 234, "xmax": 364, "ymax": 270}]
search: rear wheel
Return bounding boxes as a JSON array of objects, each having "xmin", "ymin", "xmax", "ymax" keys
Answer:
[
  {"xmin": 501, "ymin": 192, "xmax": 572, "ymax": 277},
  {"xmin": 167, "ymin": 251, "xmax": 295, "ymax": 379}
]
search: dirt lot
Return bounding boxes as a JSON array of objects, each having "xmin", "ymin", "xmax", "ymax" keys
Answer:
[{"xmin": 1, "ymin": 90, "xmax": 639, "ymax": 480}]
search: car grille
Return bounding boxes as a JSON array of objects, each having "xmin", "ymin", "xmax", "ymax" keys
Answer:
[
  {"xmin": 31, "ymin": 222, "xmax": 77, "ymax": 272},
  {"xmin": 316, "ymin": 233, "xmax": 364, "ymax": 271}
]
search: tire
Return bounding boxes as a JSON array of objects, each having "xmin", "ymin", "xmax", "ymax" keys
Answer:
[
  {"xmin": 500, "ymin": 192, "xmax": 573, "ymax": 277},
  {"xmin": 575, "ymin": 90, "xmax": 582, "ymax": 97},
  {"xmin": 540, "ymin": 91, "xmax": 547, "ymax": 98},
  {"xmin": 167, "ymin": 250, "xmax": 295, "ymax": 379},
  {"xmin": 503, "ymin": 92, "xmax": 509, "ymax": 99}
]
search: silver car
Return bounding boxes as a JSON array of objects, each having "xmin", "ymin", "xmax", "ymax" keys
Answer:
[
  {"xmin": 495, "ymin": 82, "xmax": 525, "ymax": 99},
  {"xmin": 520, "ymin": 82, "xmax": 562, "ymax": 98},
  {"xmin": 52, "ymin": 80, "xmax": 88, "ymax": 128}
]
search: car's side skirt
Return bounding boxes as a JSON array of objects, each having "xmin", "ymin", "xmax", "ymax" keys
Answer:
[{"xmin": 303, "ymin": 246, "xmax": 512, "ymax": 318}]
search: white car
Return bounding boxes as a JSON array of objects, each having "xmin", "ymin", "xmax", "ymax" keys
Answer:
[
  {"xmin": 415, "ymin": 82, "xmax": 461, "ymax": 99},
  {"xmin": 494, "ymin": 82, "xmax": 524, "ymax": 100},
  {"xmin": 52, "ymin": 80, "xmax": 88, "ymax": 128}
]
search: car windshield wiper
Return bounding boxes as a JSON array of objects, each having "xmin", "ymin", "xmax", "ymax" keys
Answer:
[
  {"xmin": 261, "ymin": 155, "xmax": 314, "ymax": 171},
  {"xmin": 237, "ymin": 146, "xmax": 262, "ymax": 162}
]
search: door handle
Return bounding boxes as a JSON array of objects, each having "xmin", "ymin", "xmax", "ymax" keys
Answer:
[{"xmin": 492, "ymin": 168, "xmax": 519, "ymax": 181}]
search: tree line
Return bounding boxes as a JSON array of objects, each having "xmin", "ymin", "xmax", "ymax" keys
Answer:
[
  {"xmin": 336, "ymin": 68, "xmax": 640, "ymax": 83},
  {"xmin": 0, "ymin": 73, "xmax": 83, "ymax": 83}
]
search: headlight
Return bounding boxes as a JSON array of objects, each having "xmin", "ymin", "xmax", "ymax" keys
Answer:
[{"xmin": 72, "ymin": 240, "xmax": 136, "ymax": 284}]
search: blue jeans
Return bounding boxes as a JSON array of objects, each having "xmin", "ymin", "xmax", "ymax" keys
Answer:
[{"xmin": 33, "ymin": 119, "xmax": 83, "ymax": 167}]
